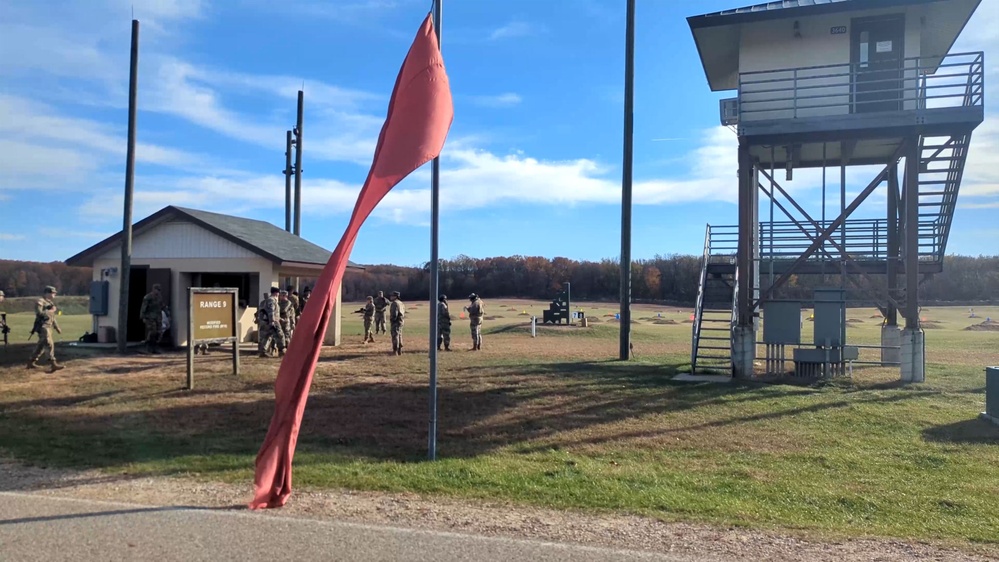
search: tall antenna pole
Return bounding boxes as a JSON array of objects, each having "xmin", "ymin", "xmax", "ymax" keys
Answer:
[
  {"xmin": 293, "ymin": 91, "xmax": 304, "ymax": 237},
  {"xmin": 118, "ymin": 19, "xmax": 139, "ymax": 355},
  {"xmin": 284, "ymin": 130, "xmax": 293, "ymax": 232},
  {"xmin": 428, "ymin": 0, "xmax": 443, "ymax": 462},
  {"xmin": 619, "ymin": 0, "xmax": 635, "ymax": 361}
]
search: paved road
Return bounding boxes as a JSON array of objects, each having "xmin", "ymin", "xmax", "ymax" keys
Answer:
[{"xmin": 0, "ymin": 492, "xmax": 701, "ymax": 561}]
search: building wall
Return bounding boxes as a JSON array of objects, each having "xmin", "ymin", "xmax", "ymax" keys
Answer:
[
  {"xmin": 92, "ymin": 256, "xmax": 275, "ymax": 346},
  {"xmin": 88, "ymin": 220, "xmax": 344, "ymax": 347},
  {"xmin": 739, "ymin": 6, "xmax": 924, "ymax": 121}
]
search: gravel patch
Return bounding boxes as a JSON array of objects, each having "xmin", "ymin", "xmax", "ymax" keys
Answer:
[{"xmin": 1, "ymin": 458, "xmax": 994, "ymax": 561}]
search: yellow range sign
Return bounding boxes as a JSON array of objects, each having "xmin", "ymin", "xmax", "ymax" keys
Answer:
[{"xmin": 192, "ymin": 292, "xmax": 236, "ymax": 341}]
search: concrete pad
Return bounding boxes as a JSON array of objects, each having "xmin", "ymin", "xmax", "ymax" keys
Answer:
[{"xmin": 672, "ymin": 374, "xmax": 732, "ymax": 383}]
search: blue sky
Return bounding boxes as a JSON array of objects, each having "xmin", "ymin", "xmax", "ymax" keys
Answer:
[{"xmin": 1, "ymin": 0, "xmax": 996, "ymax": 267}]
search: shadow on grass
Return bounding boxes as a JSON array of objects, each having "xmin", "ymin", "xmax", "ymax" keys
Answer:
[
  {"xmin": 922, "ymin": 418, "xmax": 999, "ymax": 445},
  {"xmin": 0, "ymin": 358, "xmax": 950, "ymax": 482}
]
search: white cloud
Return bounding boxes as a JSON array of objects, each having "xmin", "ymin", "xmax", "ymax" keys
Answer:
[
  {"xmin": 489, "ymin": 21, "xmax": 538, "ymax": 41},
  {"xmin": 0, "ymin": 233, "xmax": 27, "ymax": 241},
  {"xmin": 0, "ymin": 94, "xmax": 207, "ymax": 190},
  {"xmin": 467, "ymin": 93, "xmax": 523, "ymax": 108}
]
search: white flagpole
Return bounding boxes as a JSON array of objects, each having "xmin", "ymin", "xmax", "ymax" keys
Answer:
[{"xmin": 428, "ymin": 0, "xmax": 443, "ymax": 461}]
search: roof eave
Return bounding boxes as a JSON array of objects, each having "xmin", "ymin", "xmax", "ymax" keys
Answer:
[{"xmin": 688, "ymin": 0, "xmax": 939, "ymax": 30}]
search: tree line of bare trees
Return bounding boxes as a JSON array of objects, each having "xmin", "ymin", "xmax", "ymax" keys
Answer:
[
  {"xmin": 3, "ymin": 255, "xmax": 996, "ymax": 306},
  {"xmin": 341, "ymin": 254, "xmax": 999, "ymax": 305}
]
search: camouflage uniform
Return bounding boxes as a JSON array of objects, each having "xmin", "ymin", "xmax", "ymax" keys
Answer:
[
  {"xmin": 257, "ymin": 289, "xmax": 284, "ymax": 357},
  {"xmin": 288, "ymin": 290, "xmax": 301, "ymax": 322},
  {"xmin": 467, "ymin": 293, "xmax": 485, "ymax": 350},
  {"xmin": 28, "ymin": 286, "xmax": 64, "ymax": 372},
  {"xmin": 373, "ymin": 291, "xmax": 389, "ymax": 334},
  {"xmin": 140, "ymin": 284, "xmax": 164, "ymax": 354},
  {"xmin": 388, "ymin": 291, "xmax": 405, "ymax": 355},
  {"xmin": 437, "ymin": 296, "xmax": 451, "ymax": 351},
  {"xmin": 278, "ymin": 291, "xmax": 296, "ymax": 344},
  {"xmin": 362, "ymin": 297, "xmax": 375, "ymax": 343}
]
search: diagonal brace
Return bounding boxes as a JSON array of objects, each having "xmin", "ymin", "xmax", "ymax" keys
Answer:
[{"xmin": 755, "ymin": 143, "xmax": 907, "ymax": 308}]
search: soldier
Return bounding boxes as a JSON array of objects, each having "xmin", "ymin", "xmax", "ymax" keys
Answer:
[
  {"xmin": 373, "ymin": 290, "xmax": 389, "ymax": 335},
  {"xmin": 278, "ymin": 290, "xmax": 296, "ymax": 344},
  {"xmin": 437, "ymin": 294, "xmax": 451, "ymax": 351},
  {"xmin": 361, "ymin": 296, "xmax": 375, "ymax": 343},
  {"xmin": 139, "ymin": 284, "xmax": 164, "ymax": 354},
  {"xmin": 388, "ymin": 290, "xmax": 405, "ymax": 355},
  {"xmin": 467, "ymin": 292, "xmax": 485, "ymax": 351},
  {"xmin": 288, "ymin": 287, "xmax": 301, "ymax": 322},
  {"xmin": 257, "ymin": 287, "xmax": 285, "ymax": 358},
  {"xmin": 255, "ymin": 292, "xmax": 270, "ymax": 353},
  {"xmin": 27, "ymin": 286, "xmax": 64, "ymax": 372},
  {"xmin": 0, "ymin": 290, "xmax": 9, "ymax": 349},
  {"xmin": 300, "ymin": 286, "xmax": 311, "ymax": 313}
]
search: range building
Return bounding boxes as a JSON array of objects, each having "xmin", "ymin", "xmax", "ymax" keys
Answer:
[{"xmin": 66, "ymin": 205, "xmax": 362, "ymax": 347}]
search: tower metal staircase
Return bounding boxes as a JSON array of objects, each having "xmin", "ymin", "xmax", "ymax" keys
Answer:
[{"xmin": 691, "ymin": 226, "xmax": 738, "ymax": 374}]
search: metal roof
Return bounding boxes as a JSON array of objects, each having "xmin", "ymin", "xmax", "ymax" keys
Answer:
[
  {"xmin": 708, "ymin": 0, "xmax": 849, "ymax": 17},
  {"xmin": 689, "ymin": 0, "xmax": 936, "ymax": 28},
  {"xmin": 66, "ymin": 205, "xmax": 363, "ymax": 269}
]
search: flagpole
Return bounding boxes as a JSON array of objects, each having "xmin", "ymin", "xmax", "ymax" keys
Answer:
[
  {"xmin": 619, "ymin": 0, "xmax": 635, "ymax": 361},
  {"xmin": 428, "ymin": 0, "xmax": 443, "ymax": 461}
]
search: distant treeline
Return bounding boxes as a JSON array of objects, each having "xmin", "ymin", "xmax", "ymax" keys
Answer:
[
  {"xmin": 0, "ymin": 260, "xmax": 92, "ymax": 298},
  {"xmin": 2, "ymin": 255, "xmax": 996, "ymax": 306},
  {"xmin": 342, "ymin": 254, "xmax": 999, "ymax": 306}
]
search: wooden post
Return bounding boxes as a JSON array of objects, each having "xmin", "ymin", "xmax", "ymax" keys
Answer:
[
  {"xmin": 187, "ymin": 287, "xmax": 194, "ymax": 390},
  {"xmin": 233, "ymin": 288, "xmax": 240, "ymax": 376}
]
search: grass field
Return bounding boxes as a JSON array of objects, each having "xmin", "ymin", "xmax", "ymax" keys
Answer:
[{"xmin": 1, "ymin": 299, "xmax": 998, "ymax": 549}]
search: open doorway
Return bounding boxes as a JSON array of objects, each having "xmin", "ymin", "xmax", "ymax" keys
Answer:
[{"xmin": 126, "ymin": 267, "xmax": 147, "ymax": 342}]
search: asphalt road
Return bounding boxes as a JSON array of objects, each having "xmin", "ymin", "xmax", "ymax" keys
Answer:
[{"xmin": 0, "ymin": 492, "xmax": 701, "ymax": 562}]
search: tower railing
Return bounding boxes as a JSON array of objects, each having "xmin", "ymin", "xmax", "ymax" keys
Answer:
[{"xmin": 735, "ymin": 52, "xmax": 984, "ymax": 123}]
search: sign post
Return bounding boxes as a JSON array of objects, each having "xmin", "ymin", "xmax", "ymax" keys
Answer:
[{"xmin": 187, "ymin": 287, "xmax": 240, "ymax": 390}]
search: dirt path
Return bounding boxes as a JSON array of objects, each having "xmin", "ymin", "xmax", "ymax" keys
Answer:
[{"xmin": 1, "ymin": 459, "xmax": 994, "ymax": 561}]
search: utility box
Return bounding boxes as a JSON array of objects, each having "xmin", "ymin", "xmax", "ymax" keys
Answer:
[
  {"xmin": 985, "ymin": 367, "xmax": 999, "ymax": 423},
  {"xmin": 89, "ymin": 280, "xmax": 110, "ymax": 316},
  {"xmin": 813, "ymin": 288, "xmax": 845, "ymax": 347}
]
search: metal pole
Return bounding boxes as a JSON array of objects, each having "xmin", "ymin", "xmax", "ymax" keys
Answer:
[
  {"xmin": 904, "ymin": 137, "xmax": 920, "ymax": 330},
  {"xmin": 619, "ymin": 0, "xmax": 635, "ymax": 361},
  {"xmin": 428, "ymin": 0, "xmax": 443, "ymax": 461},
  {"xmin": 887, "ymin": 161, "xmax": 899, "ymax": 326},
  {"xmin": 294, "ymin": 90, "xmax": 304, "ymax": 237},
  {"xmin": 821, "ymin": 143, "xmax": 827, "ymax": 278},
  {"xmin": 285, "ymin": 130, "xmax": 292, "ymax": 232},
  {"xmin": 118, "ymin": 19, "xmax": 139, "ymax": 355},
  {"xmin": 840, "ymin": 160, "xmax": 847, "ymax": 352}
]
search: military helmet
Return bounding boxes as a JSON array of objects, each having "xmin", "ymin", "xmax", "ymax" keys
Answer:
[
  {"xmin": 152, "ymin": 283, "xmax": 162, "ymax": 291},
  {"xmin": 44, "ymin": 285, "xmax": 57, "ymax": 294},
  {"xmin": 439, "ymin": 294, "xmax": 447, "ymax": 302},
  {"xmin": 279, "ymin": 290, "xmax": 288, "ymax": 296},
  {"xmin": 468, "ymin": 293, "xmax": 477, "ymax": 300},
  {"xmin": 391, "ymin": 291, "xmax": 401, "ymax": 297},
  {"xmin": 270, "ymin": 287, "xmax": 280, "ymax": 294}
]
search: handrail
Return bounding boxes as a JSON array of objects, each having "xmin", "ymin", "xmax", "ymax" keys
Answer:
[
  {"xmin": 706, "ymin": 219, "xmax": 945, "ymax": 263},
  {"xmin": 737, "ymin": 52, "xmax": 984, "ymax": 122},
  {"xmin": 691, "ymin": 224, "xmax": 712, "ymax": 370}
]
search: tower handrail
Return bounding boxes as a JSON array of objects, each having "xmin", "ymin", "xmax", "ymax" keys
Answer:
[{"xmin": 738, "ymin": 52, "xmax": 984, "ymax": 122}]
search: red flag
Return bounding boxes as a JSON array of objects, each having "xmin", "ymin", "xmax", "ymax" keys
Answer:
[{"xmin": 249, "ymin": 13, "xmax": 453, "ymax": 510}]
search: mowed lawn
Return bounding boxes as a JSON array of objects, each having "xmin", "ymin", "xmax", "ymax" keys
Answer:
[{"xmin": 1, "ymin": 299, "xmax": 998, "ymax": 548}]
